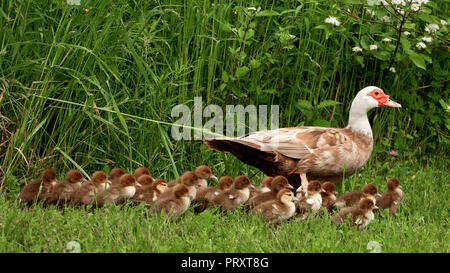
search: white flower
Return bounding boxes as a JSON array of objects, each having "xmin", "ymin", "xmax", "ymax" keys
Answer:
[
  {"xmin": 417, "ymin": 0, "xmax": 429, "ymax": 5},
  {"xmin": 365, "ymin": 9, "xmax": 375, "ymax": 18},
  {"xmin": 389, "ymin": 67, "xmax": 397, "ymax": 73},
  {"xmin": 441, "ymin": 19, "xmax": 448, "ymax": 26},
  {"xmin": 352, "ymin": 46, "xmax": 363, "ymax": 52},
  {"xmin": 381, "ymin": 15, "xmax": 390, "ymax": 23},
  {"xmin": 288, "ymin": 34, "xmax": 296, "ymax": 39},
  {"xmin": 422, "ymin": 36, "xmax": 433, "ymax": 42},
  {"xmin": 67, "ymin": 0, "xmax": 80, "ymax": 5},
  {"xmin": 411, "ymin": 3, "xmax": 421, "ymax": 11},
  {"xmin": 382, "ymin": 38, "xmax": 392, "ymax": 42},
  {"xmin": 410, "ymin": 0, "xmax": 429, "ymax": 10},
  {"xmin": 370, "ymin": 44, "xmax": 378, "ymax": 51},
  {"xmin": 403, "ymin": 31, "xmax": 411, "ymax": 36},
  {"xmin": 425, "ymin": 24, "xmax": 439, "ymax": 33},
  {"xmin": 392, "ymin": 0, "xmax": 406, "ymax": 5},
  {"xmin": 416, "ymin": 42, "xmax": 426, "ymax": 49},
  {"xmin": 247, "ymin": 7, "xmax": 257, "ymax": 11},
  {"xmin": 325, "ymin": 16, "xmax": 340, "ymax": 26}
]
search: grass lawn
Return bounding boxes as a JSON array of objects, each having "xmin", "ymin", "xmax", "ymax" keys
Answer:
[{"xmin": 1, "ymin": 158, "xmax": 448, "ymax": 253}]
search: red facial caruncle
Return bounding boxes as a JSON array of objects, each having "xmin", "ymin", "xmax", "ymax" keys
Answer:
[{"xmin": 367, "ymin": 89, "xmax": 402, "ymax": 108}]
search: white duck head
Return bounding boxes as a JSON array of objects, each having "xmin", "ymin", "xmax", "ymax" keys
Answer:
[{"xmin": 347, "ymin": 86, "xmax": 401, "ymax": 137}]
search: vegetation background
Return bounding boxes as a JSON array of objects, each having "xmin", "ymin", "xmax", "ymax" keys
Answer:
[{"xmin": 0, "ymin": 0, "xmax": 448, "ymax": 252}]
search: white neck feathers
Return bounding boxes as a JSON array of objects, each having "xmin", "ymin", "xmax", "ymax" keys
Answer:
[{"xmin": 347, "ymin": 98, "xmax": 374, "ymax": 137}]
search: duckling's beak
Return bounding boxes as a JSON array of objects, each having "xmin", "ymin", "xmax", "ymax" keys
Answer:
[
  {"xmin": 210, "ymin": 174, "xmax": 218, "ymax": 180},
  {"xmin": 136, "ymin": 182, "xmax": 142, "ymax": 187},
  {"xmin": 287, "ymin": 184, "xmax": 294, "ymax": 190}
]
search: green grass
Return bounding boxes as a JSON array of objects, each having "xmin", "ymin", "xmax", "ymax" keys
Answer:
[
  {"xmin": 0, "ymin": 0, "xmax": 448, "ymax": 253},
  {"xmin": 1, "ymin": 159, "xmax": 448, "ymax": 253}
]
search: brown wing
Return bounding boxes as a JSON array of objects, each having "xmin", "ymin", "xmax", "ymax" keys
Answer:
[
  {"xmin": 154, "ymin": 198, "xmax": 176, "ymax": 214},
  {"xmin": 247, "ymin": 191, "xmax": 277, "ymax": 209},
  {"xmin": 205, "ymin": 127, "xmax": 351, "ymax": 160},
  {"xmin": 19, "ymin": 180, "xmax": 41, "ymax": 203},
  {"xmin": 255, "ymin": 201, "xmax": 283, "ymax": 221}
]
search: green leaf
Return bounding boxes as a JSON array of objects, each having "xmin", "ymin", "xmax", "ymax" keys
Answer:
[
  {"xmin": 221, "ymin": 71, "xmax": 229, "ymax": 83},
  {"xmin": 421, "ymin": 54, "xmax": 432, "ymax": 64},
  {"xmin": 295, "ymin": 100, "xmax": 313, "ymax": 110},
  {"xmin": 235, "ymin": 66, "xmax": 250, "ymax": 78},
  {"xmin": 263, "ymin": 88, "xmax": 277, "ymax": 94},
  {"xmin": 360, "ymin": 36, "xmax": 369, "ymax": 50},
  {"xmin": 312, "ymin": 119, "xmax": 331, "ymax": 127},
  {"xmin": 374, "ymin": 51, "xmax": 390, "ymax": 61},
  {"xmin": 255, "ymin": 10, "xmax": 280, "ymax": 17},
  {"xmin": 400, "ymin": 37, "xmax": 411, "ymax": 52},
  {"xmin": 416, "ymin": 12, "xmax": 440, "ymax": 24},
  {"xmin": 407, "ymin": 51, "xmax": 427, "ymax": 70},
  {"xmin": 249, "ymin": 59, "xmax": 261, "ymax": 69},
  {"xmin": 238, "ymin": 51, "xmax": 247, "ymax": 62},
  {"xmin": 315, "ymin": 25, "xmax": 332, "ymax": 39},
  {"xmin": 317, "ymin": 100, "xmax": 341, "ymax": 109},
  {"xmin": 355, "ymin": 55, "xmax": 365, "ymax": 68},
  {"xmin": 342, "ymin": 0, "xmax": 363, "ymax": 3}
]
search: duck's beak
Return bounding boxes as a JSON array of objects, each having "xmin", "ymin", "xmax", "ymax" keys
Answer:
[{"xmin": 380, "ymin": 96, "xmax": 402, "ymax": 108}]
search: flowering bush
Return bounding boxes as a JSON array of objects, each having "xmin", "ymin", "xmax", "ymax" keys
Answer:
[{"xmin": 319, "ymin": 0, "xmax": 448, "ymax": 71}]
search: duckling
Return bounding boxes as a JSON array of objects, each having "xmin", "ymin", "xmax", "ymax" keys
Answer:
[
  {"xmin": 131, "ymin": 178, "xmax": 168, "ymax": 204},
  {"xmin": 296, "ymin": 180, "xmax": 324, "ymax": 219},
  {"xmin": 194, "ymin": 165, "xmax": 218, "ymax": 189},
  {"xmin": 109, "ymin": 168, "xmax": 126, "ymax": 187},
  {"xmin": 332, "ymin": 198, "xmax": 378, "ymax": 230},
  {"xmin": 70, "ymin": 171, "xmax": 111, "ymax": 207},
  {"xmin": 251, "ymin": 189, "xmax": 298, "ymax": 223},
  {"xmin": 209, "ymin": 175, "xmax": 252, "ymax": 211},
  {"xmin": 247, "ymin": 176, "xmax": 293, "ymax": 209},
  {"xmin": 249, "ymin": 176, "xmax": 273, "ymax": 200},
  {"xmin": 151, "ymin": 184, "xmax": 191, "ymax": 218},
  {"xmin": 134, "ymin": 167, "xmax": 151, "ymax": 180},
  {"xmin": 376, "ymin": 178, "xmax": 403, "ymax": 215},
  {"xmin": 321, "ymin": 182, "xmax": 338, "ymax": 212},
  {"xmin": 45, "ymin": 170, "xmax": 86, "ymax": 206},
  {"xmin": 20, "ymin": 169, "xmax": 57, "ymax": 204},
  {"xmin": 159, "ymin": 171, "xmax": 201, "ymax": 200},
  {"xmin": 136, "ymin": 174, "xmax": 155, "ymax": 187},
  {"xmin": 194, "ymin": 176, "xmax": 233, "ymax": 212},
  {"xmin": 97, "ymin": 174, "xmax": 141, "ymax": 206},
  {"xmin": 332, "ymin": 184, "xmax": 380, "ymax": 209}
]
